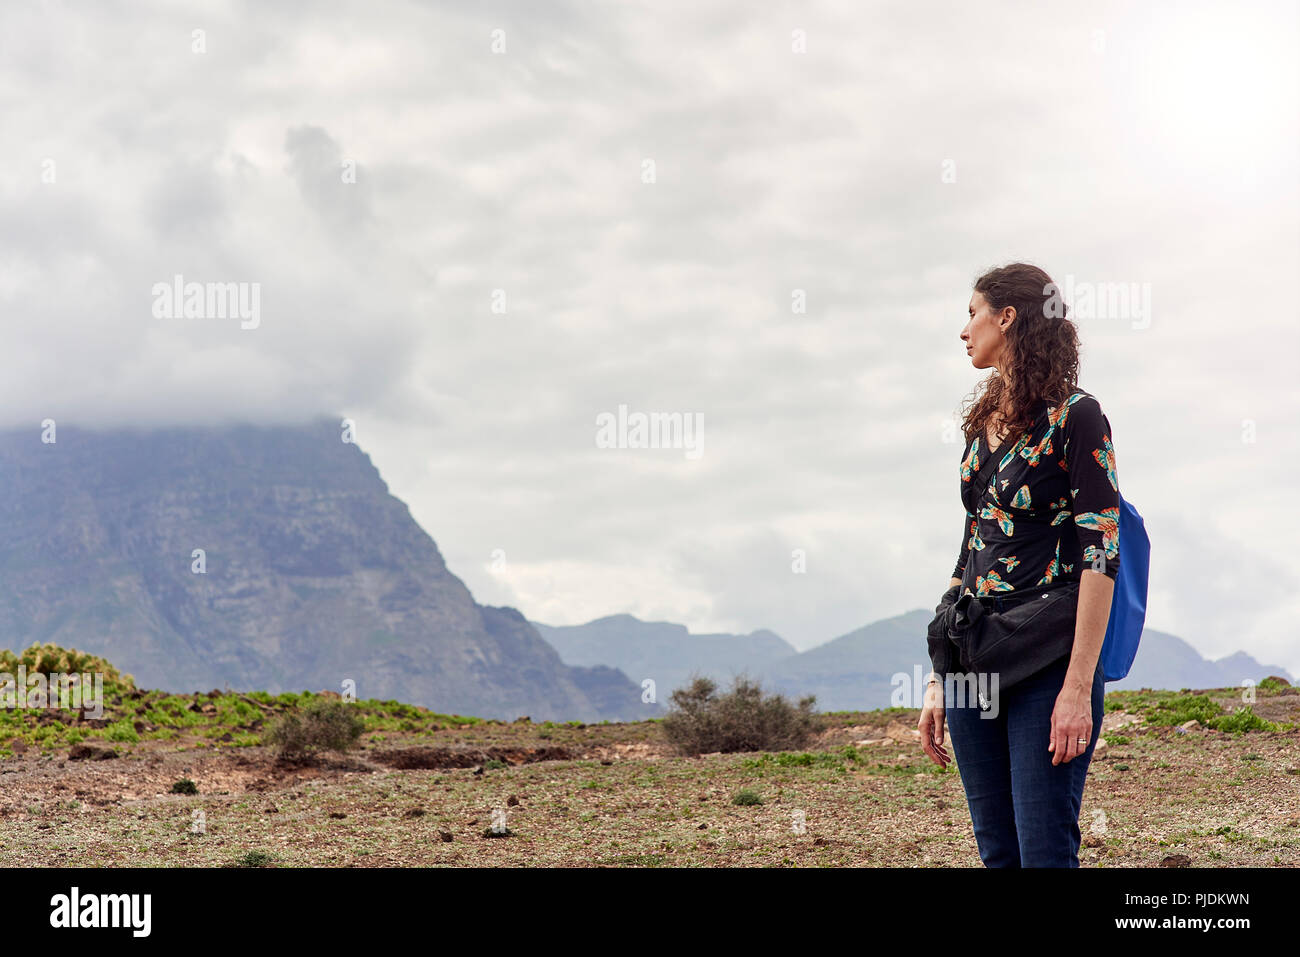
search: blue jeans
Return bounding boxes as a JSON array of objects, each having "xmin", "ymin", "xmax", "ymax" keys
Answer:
[{"xmin": 944, "ymin": 653, "xmax": 1105, "ymax": 867}]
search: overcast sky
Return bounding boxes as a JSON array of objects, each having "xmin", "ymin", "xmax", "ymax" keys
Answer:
[{"xmin": 2, "ymin": 0, "xmax": 1298, "ymax": 676}]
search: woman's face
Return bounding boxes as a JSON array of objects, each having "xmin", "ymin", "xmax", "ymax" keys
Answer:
[{"xmin": 961, "ymin": 291, "xmax": 1012, "ymax": 370}]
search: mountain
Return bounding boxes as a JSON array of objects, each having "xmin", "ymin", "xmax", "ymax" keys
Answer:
[
  {"xmin": 530, "ymin": 614, "xmax": 796, "ymax": 702},
  {"xmin": 1105, "ymin": 630, "xmax": 1293, "ymax": 694},
  {"xmin": 759, "ymin": 612, "xmax": 1294, "ymax": 710},
  {"xmin": 533, "ymin": 609, "xmax": 1295, "ymax": 713},
  {"xmin": 0, "ymin": 419, "xmax": 656, "ymax": 723}
]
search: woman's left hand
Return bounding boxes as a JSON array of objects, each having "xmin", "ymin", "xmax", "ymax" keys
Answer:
[{"xmin": 1048, "ymin": 681, "xmax": 1094, "ymax": 765}]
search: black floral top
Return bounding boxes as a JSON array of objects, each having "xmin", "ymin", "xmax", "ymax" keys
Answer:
[{"xmin": 954, "ymin": 388, "xmax": 1120, "ymax": 597}]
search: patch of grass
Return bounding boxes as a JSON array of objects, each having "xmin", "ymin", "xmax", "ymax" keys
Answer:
[
  {"xmin": 149, "ymin": 694, "xmax": 207, "ymax": 725},
  {"xmin": 603, "ymin": 854, "xmax": 666, "ymax": 866},
  {"xmin": 1144, "ymin": 693, "xmax": 1224, "ymax": 727},
  {"xmin": 740, "ymin": 748, "xmax": 858, "ymax": 772},
  {"xmin": 170, "ymin": 778, "xmax": 198, "ymax": 795},
  {"xmin": 1106, "ymin": 688, "xmax": 1289, "ymax": 735},
  {"xmin": 232, "ymin": 850, "xmax": 275, "ymax": 868},
  {"xmin": 732, "ymin": 789, "xmax": 764, "ymax": 806},
  {"xmin": 214, "ymin": 695, "xmax": 262, "ymax": 726},
  {"xmin": 1207, "ymin": 708, "xmax": 1279, "ymax": 733},
  {"xmin": 100, "ymin": 719, "xmax": 139, "ymax": 744}
]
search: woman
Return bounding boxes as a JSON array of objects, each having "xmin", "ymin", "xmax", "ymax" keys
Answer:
[{"xmin": 918, "ymin": 262, "xmax": 1119, "ymax": 868}]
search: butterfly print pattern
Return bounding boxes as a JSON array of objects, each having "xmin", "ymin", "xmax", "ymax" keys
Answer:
[{"xmin": 953, "ymin": 390, "xmax": 1120, "ymax": 593}]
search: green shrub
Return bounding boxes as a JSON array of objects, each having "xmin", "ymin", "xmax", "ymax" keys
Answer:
[
  {"xmin": 170, "ymin": 778, "xmax": 198, "ymax": 795},
  {"xmin": 103, "ymin": 720, "xmax": 139, "ymax": 743},
  {"xmin": 233, "ymin": 850, "xmax": 275, "ymax": 868},
  {"xmin": 1143, "ymin": 693, "xmax": 1223, "ymax": 727},
  {"xmin": 0, "ymin": 643, "xmax": 135, "ymax": 693},
  {"xmin": 265, "ymin": 698, "xmax": 364, "ymax": 759},
  {"xmin": 661, "ymin": 674, "xmax": 818, "ymax": 756},
  {"xmin": 732, "ymin": 789, "xmax": 764, "ymax": 806},
  {"xmin": 1207, "ymin": 707, "xmax": 1278, "ymax": 733}
]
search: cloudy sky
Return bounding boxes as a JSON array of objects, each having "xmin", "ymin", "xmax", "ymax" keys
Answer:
[{"xmin": 2, "ymin": 0, "xmax": 1298, "ymax": 676}]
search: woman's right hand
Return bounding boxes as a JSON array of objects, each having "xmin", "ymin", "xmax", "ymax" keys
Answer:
[{"xmin": 918, "ymin": 679, "xmax": 950, "ymax": 769}]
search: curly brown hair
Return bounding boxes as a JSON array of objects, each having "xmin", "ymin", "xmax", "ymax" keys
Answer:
[{"xmin": 959, "ymin": 262, "xmax": 1081, "ymax": 446}]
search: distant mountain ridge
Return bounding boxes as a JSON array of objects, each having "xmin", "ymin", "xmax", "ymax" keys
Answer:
[
  {"xmin": 0, "ymin": 420, "xmax": 656, "ymax": 722},
  {"xmin": 532, "ymin": 609, "xmax": 1294, "ymax": 712},
  {"xmin": 531, "ymin": 614, "xmax": 796, "ymax": 702}
]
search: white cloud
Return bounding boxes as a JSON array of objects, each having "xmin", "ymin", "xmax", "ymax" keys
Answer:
[{"xmin": 1, "ymin": 0, "xmax": 1297, "ymax": 675}]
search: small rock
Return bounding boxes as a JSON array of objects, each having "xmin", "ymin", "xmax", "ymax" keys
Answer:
[
  {"xmin": 1101, "ymin": 710, "xmax": 1140, "ymax": 732},
  {"xmin": 855, "ymin": 737, "xmax": 888, "ymax": 747},
  {"xmin": 506, "ymin": 795, "xmax": 520, "ymax": 807},
  {"xmin": 813, "ymin": 837, "xmax": 828, "ymax": 846},
  {"xmin": 438, "ymin": 829, "xmax": 454, "ymax": 842},
  {"xmin": 328, "ymin": 811, "xmax": 347, "ymax": 819},
  {"xmin": 1177, "ymin": 719, "xmax": 1201, "ymax": 732},
  {"xmin": 884, "ymin": 720, "xmax": 921, "ymax": 742},
  {"xmin": 404, "ymin": 808, "xmax": 426, "ymax": 818},
  {"xmin": 1160, "ymin": 854, "xmax": 1192, "ymax": 868},
  {"xmin": 68, "ymin": 743, "xmax": 115, "ymax": 761}
]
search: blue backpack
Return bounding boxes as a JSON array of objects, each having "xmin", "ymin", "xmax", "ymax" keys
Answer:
[{"xmin": 1099, "ymin": 491, "xmax": 1149, "ymax": 681}]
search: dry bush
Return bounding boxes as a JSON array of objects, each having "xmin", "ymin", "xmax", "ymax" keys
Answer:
[{"xmin": 661, "ymin": 674, "xmax": 818, "ymax": 756}]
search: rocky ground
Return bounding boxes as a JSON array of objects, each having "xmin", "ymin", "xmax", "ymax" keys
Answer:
[{"xmin": 0, "ymin": 682, "xmax": 1296, "ymax": 867}]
